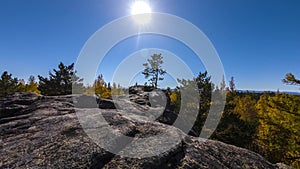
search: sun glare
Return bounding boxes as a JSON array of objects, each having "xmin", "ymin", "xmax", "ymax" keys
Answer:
[{"xmin": 130, "ymin": 1, "xmax": 152, "ymax": 25}]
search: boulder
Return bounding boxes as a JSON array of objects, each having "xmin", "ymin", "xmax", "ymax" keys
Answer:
[{"xmin": 98, "ymin": 99, "xmax": 116, "ymax": 109}]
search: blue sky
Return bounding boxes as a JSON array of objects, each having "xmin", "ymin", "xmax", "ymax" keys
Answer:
[{"xmin": 0, "ymin": 0, "xmax": 299, "ymax": 92}]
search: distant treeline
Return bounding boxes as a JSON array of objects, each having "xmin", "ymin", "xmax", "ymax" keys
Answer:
[
  {"xmin": 0, "ymin": 62, "xmax": 124, "ymax": 98},
  {"xmin": 167, "ymin": 71, "xmax": 299, "ymax": 168},
  {"xmin": 211, "ymin": 91, "xmax": 300, "ymax": 168}
]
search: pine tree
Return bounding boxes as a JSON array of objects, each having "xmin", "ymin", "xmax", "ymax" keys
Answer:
[
  {"xmin": 107, "ymin": 82, "xmax": 111, "ymax": 91},
  {"xmin": 142, "ymin": 53, "xmax": 166, "ymax": 88},
  {"xmin": 283, "ymin": 73, "xmax": 300, "ymax": 86},
  {"xmin": 38, "ymin": 62, "xmax": 83, "ymax": 96},
  {"xmin": 177, "ymin": 71, "xmax": 214, "ymax": 136},
  {"xmin": 0, "ymin": 71, "xmax": 19, "ymax": 97},
  {"xmin": 229, "ymin": 76, "xmax": 236, "ymax": 92}
]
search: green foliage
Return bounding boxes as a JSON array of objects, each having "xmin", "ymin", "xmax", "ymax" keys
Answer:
[
  {"xmin": 142, "ymin": 53, "xmax": 166, "ymax": 88},
  {"xmin": 80, "ymin": 70, "xmax": 297, "ymax": 168},
  {"xmin": 211, "ymin": 90, "xmax": 300, "ymax": 168},
  {"xmin": 233, "ymin": 95, "xmax": 258, "ymax": 122},
  {"xmin": 212, "ymin": 113, "xmax": 258, "ymax": 148},
  {"xmin": 38, "ymin": 62, "xmax": 83, "ymax": 96},
  {"xmin": 177, "ymin": 71, "xmax": 213, "ymax": 136},
  {"xmin": 0, "ymin": 72, "xmax": 41, "ymax": 97},
  {"xmin": 256, "ymin": 94, "xmax": 300, "ymax": 167},
  {"xmin": 194, "ymin": 71, "xmax": 214, "ymax": 134},
  {"xmin": 212, "ymin": 92, "xmax": 258, "ymax": 149},
  {"xmin": 283, "ymin": 73, "xmax": 300, "ymax": 86},
  {"xmin": 0, "ymin": 71, "xmax": 19, "ymax": 97}
]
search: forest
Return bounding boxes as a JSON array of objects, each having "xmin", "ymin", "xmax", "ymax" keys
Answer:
[{"xmin": 0, "ymin": 61, "xmax": 299, "ymax": 168}]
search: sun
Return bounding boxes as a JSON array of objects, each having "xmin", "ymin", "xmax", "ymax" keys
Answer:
[
  {"xmin": 130, "ymin": 1, "xmax": 152, "ymax": 25},
  {"xmin": 131, "ymin": 1, "xmax": 151, "ymax": 15}
]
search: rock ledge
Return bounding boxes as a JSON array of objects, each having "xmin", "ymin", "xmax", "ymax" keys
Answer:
[{"xmin": 0, "ymin": 93, "xmax": 292, "ymax": 169}]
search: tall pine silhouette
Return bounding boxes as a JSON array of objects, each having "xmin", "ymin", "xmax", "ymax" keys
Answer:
[{"xmin": 38, "ymin": 62, "xmax": 83, "ymax": 96}]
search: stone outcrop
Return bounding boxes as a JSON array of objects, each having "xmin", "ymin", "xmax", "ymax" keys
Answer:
[{"xmin": 0, "ymin": 92, "xmax": 292, "ymax": 169}]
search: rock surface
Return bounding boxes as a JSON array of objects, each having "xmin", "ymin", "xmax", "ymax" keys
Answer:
[{"xmin": 0, "ymin": 92, "xmax": 292, "ymax": 169}]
